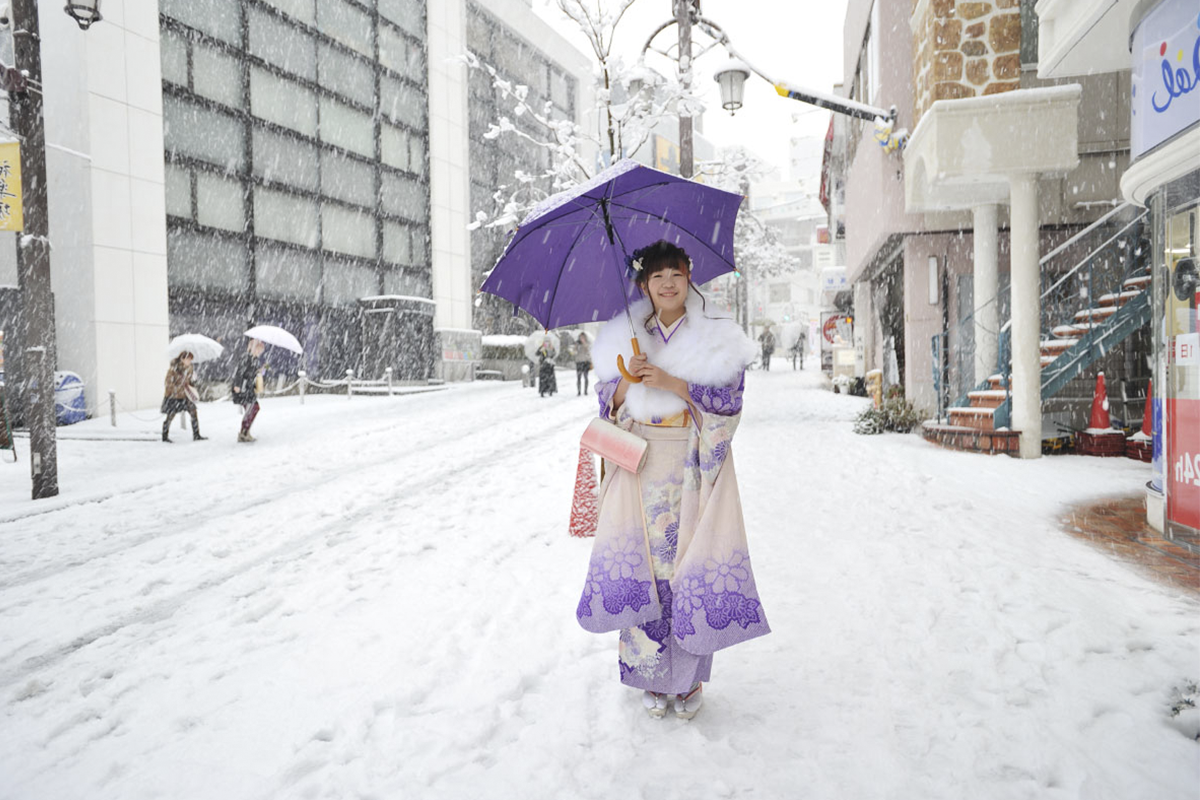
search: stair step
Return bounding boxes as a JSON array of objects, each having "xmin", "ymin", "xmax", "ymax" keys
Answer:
[
  {"xmin": 1122, "ymin": 275, "xmax": 1151, "ymax": 291},
  {"xmin": 1098, "ymin": 290, "xmax": 1140, "ymax": 307},
  {"xmin": 1052, "ymin": 323, "xmax": 1096, "ymax": 338},
  {"xmin": 1041, "ymin": 338, "xmax": 1078, "ymax": 355},
  {"xmin": 1040, "ymin": 355, "xmax": 1058, "ymax": 367},
  {"xmin": 922, "ymin": 423, "xmax": 1021, "ymax": 456},
  {"xmin": 987, "ymin": 374, "xmax": 1008, "ymax": 390},
  {"xmin": 968, "ymin": 389, "xmax": 1008, "ymax": 408},
  {"xmin": 948, "ymin": 406, "xmax": 996, "ymax": 431},
  {"xmin": 1074, "ymin": 306, "xmax": 1117, "ymax": 323}
]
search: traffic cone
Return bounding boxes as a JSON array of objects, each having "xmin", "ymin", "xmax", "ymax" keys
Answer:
[
  {"xmin": 1088, "ymin": 372, "xmax": 1111, "ymax": 430},
  {"xmin": 569, "ymin": 447, "xmax": 598, "ymax": 537}
]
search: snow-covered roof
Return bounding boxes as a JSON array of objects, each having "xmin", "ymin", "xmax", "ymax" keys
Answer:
[{"xmin": 482, "ymin": 335, "xmax": 528, "ymax": 347}]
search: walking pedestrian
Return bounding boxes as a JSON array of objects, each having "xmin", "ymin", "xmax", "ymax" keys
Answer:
[
  {"xmin": 574, "ymin": 331, "xmax": 592, "ymax": 395},
  {"xmin": 582, "ymin": 240, "xmax": 770, "ymax": 721},
  {"xmin": 161, "ymin": 351, "xmax": 206, "ymax": 442},
  {"xmin": 758, "ymin": 326, "xmax": 776, "ymax": 371},
  {"xmin": 790, "ymin": 329, "xmax": 807, "ymax": 370},
  {"xmin": 537, "ymin": 336, "xmax": 557, "ymax": 397},
  {"xmin": 231, "ymin": 339, "xmax": 265, "ymax": 443}
]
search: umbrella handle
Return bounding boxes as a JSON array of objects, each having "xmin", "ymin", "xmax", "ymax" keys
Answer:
[{"xmin": 617, "ymin": 338, "xmax": 643, "ymax": 384}]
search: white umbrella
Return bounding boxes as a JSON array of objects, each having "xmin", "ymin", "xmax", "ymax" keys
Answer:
[
  {"xmin": 524, "ymin": 331, "xmax": 559, "ymax": 361},
  {"xmin": 244, "ymin": 325, "xmax": 303, "ymax": 354},
  {"xmin": 166, "ymin": 333, "xmax": 224, "ymax": 363}
]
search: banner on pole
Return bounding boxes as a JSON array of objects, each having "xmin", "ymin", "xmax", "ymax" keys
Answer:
[{"xmin": 0, "ymin": 141, "xmax": 23, "ymax": 232}]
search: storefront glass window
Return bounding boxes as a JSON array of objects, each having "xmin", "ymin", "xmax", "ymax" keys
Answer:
[{"xmin": 1163, "ymin": 173, "xmax": 1199, "ymax": 534}]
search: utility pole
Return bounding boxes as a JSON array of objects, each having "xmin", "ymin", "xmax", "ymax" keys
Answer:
[
  {"xmin": 675, "ymin": 0, "xmax": 695, "ymax": 178},
  {"xmin": 9, "ymin": 0, "xmax": 59, "ymax": 498}
]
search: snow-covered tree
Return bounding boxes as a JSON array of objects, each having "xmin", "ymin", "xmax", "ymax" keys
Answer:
[{"xmin": 465, "ymin": 0, "xmax": 697, "ymax": 335}]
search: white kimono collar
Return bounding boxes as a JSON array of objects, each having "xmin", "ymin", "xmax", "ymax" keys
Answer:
[{"xmin": 655, "ymin": 311, "xmax": 687, "ymax": 344}]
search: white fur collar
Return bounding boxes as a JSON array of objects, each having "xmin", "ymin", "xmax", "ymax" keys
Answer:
[{"xmin": 591, "ymin": 290, "xmax": 757, "ymax": 421}]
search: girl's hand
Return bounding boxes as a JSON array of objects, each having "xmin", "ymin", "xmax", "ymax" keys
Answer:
[
  {"xmin": 637, "ymin": 363, "xmax": 687, "ymax": 398},
  {"xmin": 627, "ymin": 353, "xmax": 649, "ymax": 376}
]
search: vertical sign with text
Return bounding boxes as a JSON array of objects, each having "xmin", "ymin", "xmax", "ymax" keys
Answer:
[{"xmin": 0, "ymin": 141, "xmax": 23, "ymax": 231}]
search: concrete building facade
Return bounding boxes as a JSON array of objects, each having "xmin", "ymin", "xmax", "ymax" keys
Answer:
[{"xmin": 0, "ymin": 0, "xmax": 592, "ymax": 416}]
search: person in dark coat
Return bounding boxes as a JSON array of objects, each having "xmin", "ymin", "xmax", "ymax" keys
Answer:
[
  {"xmin": 231, "ymin": 339, "xmax": 265, "ymax": 442},
  {"xmin": 537, "ymin": 337, "xmax": 557, "ymax": 397},
  {"xmin": 161, "ymin": 351, "xmax": 205, "ymax": 442},
  {"xmin": 758, "ymin": 326, "xmax": 777, "ymax": 371}
]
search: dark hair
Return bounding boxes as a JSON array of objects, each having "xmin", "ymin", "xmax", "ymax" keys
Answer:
[{"xmin": 630, "ymin": 240, "xmax": 707, "ymax": 331}]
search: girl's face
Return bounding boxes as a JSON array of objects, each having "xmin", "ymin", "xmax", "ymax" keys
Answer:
[{"xmin": 644, "ymin": 261, "xmax": 689, "ymax": 316}]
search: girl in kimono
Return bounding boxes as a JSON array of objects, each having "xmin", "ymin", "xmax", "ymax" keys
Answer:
[{"xmin": 580, "ymin": 240, "xmax": 770, "ymax": 720}]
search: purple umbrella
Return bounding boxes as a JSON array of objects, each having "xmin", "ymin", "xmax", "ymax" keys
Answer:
[{"xmin": 480, "ymin": 160, "xmax": 744, "ymax": 331}]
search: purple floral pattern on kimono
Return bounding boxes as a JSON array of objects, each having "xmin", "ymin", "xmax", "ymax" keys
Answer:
[
  {"xmin": 688, "ymin": 373, "xmax": 745, "ymax": 416},
  {"xmin": 596, "ymin": 377, "xmax": 620, "ymax": 420},
  {"xmin": 671, "ymin": 548, "xmax": 764, "ymax": 638},
  {"xmin": 577, "ymin": 531, "xmax": 658, "ymax": 632}
]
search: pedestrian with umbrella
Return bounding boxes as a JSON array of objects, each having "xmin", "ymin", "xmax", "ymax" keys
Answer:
[
  {"xmin": 232, "ymin": 325, "xmax": 303, "ymax": 443},
  {"xmin": 161, "ymin": 334, "xmax": 223, "ymax": 443},
  {"xmin": 482, "ymin": 160, "xmax": 770, "ymax": 721}
]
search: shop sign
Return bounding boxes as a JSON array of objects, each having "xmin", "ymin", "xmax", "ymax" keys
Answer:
[
  {"xmin": 1130, "ymin": 0, "xmax": 1200, "ymax": 160},
  {"xmin": 1177, "ymin": 331, "xmax": 1200, "ymax": 364},
  {"xmin": 0, "ymin": 141, "xmax": 22, "ymax": 232},
  {"xmin": 820, "ymin": 267, "xmax": 847, "ymax": 294},
  {"xmin": 1167, "ymin": 397, "xmax": 1200, "ymax": 530},
  {"xmin": 820, "ymin": 311, "xmax": 852, "ymax": 351}
]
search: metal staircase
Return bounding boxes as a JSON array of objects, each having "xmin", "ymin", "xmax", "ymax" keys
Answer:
[{"xmin": 929, "ymin": 202, "xmax": 1150, "ymax": 449}]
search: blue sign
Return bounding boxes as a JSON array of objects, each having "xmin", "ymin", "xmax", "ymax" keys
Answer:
[{"xmin": 1130, "ymin": 0, "xmax": 1200, "ymax": 160}]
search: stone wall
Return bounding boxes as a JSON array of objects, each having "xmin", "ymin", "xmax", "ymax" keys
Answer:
[{"xmin": 911, "ymin": 0, "xmax": 1023, "ymax": 124}]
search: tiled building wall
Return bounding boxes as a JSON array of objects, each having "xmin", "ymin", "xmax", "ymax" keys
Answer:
[{"xmin": 912, "ymin": 0, "xmax": 1024, "ymax": 122}]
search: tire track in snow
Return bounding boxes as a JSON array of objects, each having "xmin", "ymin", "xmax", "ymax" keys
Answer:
[
  {"xmin": 0, "ymin": 408, "xmax": 587, "ymax": 689},
  {"xmin": 0, "ymin": 392, "xmax": 579, "ymax": 592}
]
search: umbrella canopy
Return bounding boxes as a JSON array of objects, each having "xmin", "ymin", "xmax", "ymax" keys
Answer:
[
  {"xmin": 523, "ymin": 331, "xmax": 560, "ymax": 361},
  {"xmin": 481, "ymin": 160, "xmax": 744, "ymax": 330},
  {"xmin": 244, "ymin": 325, "xmax": 303, "ymax": 354},
  {"xmin": 165, "ymin": 333, "xmax": 224, "ymax": 363}
]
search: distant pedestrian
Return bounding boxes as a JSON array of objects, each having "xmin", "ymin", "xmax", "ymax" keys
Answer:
[
  {"xmin": 537, "ymin": 337, "xmax": 557, "ymax": 397},
  {"xmin": 790, "ymin": 330, "xmax": 807, "ymax": 370},
  {"xmin": 758, "ymin": 326, "xmax": 776, "ymax": 371},
  {"xmin": 161, "ymin": 351, "xmax": 206, "ymax": 442},
  {"xmin": 231, "ymin": 339, "xmax": 265, "ymax": 443},
  {"xmin": 574, "ymin": 332, "xmax": 592, "ymax": 395}
]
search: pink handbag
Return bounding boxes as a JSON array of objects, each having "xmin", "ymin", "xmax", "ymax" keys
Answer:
[{"xmin": 580, "ymin": 417, "xmax": 648, "ymax": 474}]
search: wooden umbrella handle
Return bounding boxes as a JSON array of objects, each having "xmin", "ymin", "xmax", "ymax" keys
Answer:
[{"xmin": 617, "ymin": 338, "xmax": 643, "ymax": 383}]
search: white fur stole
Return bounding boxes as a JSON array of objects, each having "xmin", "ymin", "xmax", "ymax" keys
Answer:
[{"xmin": 591, "ymin": 290, "xmax": 757, "ymax": 421}]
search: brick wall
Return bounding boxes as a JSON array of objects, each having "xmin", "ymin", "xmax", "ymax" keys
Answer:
[{"xmin": 912, "ymin": 0, "xmax": 1023, "ymax": 124}]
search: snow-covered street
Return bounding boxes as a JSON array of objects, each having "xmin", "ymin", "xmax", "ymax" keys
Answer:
[{"xmin": 1, "ymin": 368, "xmax": 1197, "ymax": 799}]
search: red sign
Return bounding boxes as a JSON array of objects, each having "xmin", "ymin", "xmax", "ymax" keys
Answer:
[{"xmin": 1167, "ymin": 397, "xmax": 1200, "ymax": 531}]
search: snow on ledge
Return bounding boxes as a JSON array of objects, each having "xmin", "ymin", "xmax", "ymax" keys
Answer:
[{"xmin": 359, "ymin": 295, "xmax": 437, "ymax": 305}]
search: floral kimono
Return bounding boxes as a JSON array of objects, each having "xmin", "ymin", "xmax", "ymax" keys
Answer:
[{"xmin": 579, "ymin": 292, "xmax": 770, "ymax": 694}]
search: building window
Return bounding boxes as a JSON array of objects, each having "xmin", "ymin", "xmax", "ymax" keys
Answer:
[{"xmin": 161, "ymin": 0, "xmax": 433, "ymax": 351}]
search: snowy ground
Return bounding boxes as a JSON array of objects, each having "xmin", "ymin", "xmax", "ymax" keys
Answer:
[{"xmin": 1, "ymin": 367, "xmax": 1197, "ymax": 800}]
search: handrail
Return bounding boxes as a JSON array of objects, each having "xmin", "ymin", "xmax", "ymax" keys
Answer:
[
  {"xmin": 1040, "ymin": 211, "xmax": 1148, "ymax": 300},
  {"xmin": 1038, "ymin": 201, "xmax": 1137, "ymax": 267}
]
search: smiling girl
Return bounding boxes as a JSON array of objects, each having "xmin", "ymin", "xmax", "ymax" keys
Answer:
[{"xmin": 578, "ymin": 240, "xmax": 771, "ymax": 721}]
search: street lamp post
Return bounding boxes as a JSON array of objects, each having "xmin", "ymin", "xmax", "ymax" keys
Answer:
[
  {"xmin": 7, "ymin": 0, "xmax": 102, "ymax": 499},
  {"xmin": 674, "ymin": 0, "xmax": 696, "ymax": 178}
]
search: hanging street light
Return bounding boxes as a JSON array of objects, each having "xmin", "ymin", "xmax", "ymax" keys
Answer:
[
  {"xmin": 713, "ymin": 58, "xmax": 750, "ymax": 114},
  {"xmin": 64, "ymin": 0, "xmax": 102, "ymax": 30}
]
